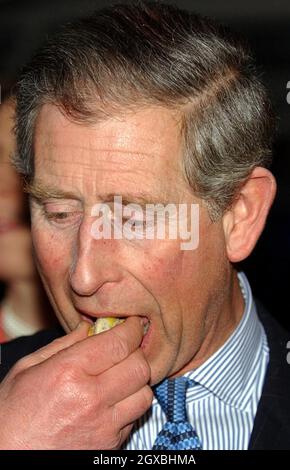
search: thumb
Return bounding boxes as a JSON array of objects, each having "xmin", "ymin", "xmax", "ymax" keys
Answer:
[{"xmin": 13, "ymin": 321, "xmax": 90, "ymax": 372}]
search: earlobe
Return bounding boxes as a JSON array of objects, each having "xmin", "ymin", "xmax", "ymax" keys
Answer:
[{"xmin": 223, "ymin": 167, "xmax": 277, "ymax": 263}]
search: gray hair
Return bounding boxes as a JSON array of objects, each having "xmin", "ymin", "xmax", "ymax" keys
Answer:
[{"xmin": 13, "ymin": 1, "xmax": 275, "ymax": 220}]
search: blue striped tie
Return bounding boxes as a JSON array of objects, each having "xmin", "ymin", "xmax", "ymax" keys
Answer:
[{"xmin": 152, "ymin": 376, "xmax": 202, "ymax": 450}]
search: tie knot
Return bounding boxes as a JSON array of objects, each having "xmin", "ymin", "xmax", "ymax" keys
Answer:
[{"xmin": 153, "ymin": 376, "xmax": 195, "ymax": 422}]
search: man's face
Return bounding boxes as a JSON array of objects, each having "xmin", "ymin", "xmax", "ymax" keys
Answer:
[{"xmin": 31, "ymin": 104, "xmax": 229, "ymax": 385}]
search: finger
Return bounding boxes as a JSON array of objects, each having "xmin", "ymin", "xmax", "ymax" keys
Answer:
[
  {"xmin": 93, "ymin": 423, "xmax": 134, "ymax": 450},
  {"xmin": 95, "ymin": 348, "xmax": 151, "ymax": 406},
  {"xmin": 118, "ymin": 424, "xmax": 135, "ymax": 449},
  {"xmin": 11, "ymin": 321, "xmax": 90, "ymax": 372},
  {"xmin": 64, "ymin": 316, "xmax": 145, "ymax": 376},
  {"xmin": 113, "ymin": 385, "xmax": 154, "ymax": 429}
]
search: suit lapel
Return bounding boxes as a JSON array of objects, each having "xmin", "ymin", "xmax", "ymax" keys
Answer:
[{"xmin": 249, "ymin": 301, "xmax": 290, "ymax": 449}]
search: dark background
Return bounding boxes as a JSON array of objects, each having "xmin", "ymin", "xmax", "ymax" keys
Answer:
[{"xmin": 0, "ymin": 0, "xmax": 289, "ymax": 328}]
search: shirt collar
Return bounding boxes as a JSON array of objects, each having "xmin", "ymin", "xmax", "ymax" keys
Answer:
[{"xmin": 183, "ymin": 271, "xmax": 267, "ymax": 411}]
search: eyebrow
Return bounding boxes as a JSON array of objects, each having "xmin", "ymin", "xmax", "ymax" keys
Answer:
[
  {"xmin": 24, "ymin": 181, "xmax": 169, "ymax": 207},
  {"xmin": 24, "ymin": 181, "xmax": 81, "ymax": 201}
]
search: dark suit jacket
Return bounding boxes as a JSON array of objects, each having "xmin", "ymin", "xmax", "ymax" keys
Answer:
[{"xmin": 0, "ymin": 302, "xmax": 289, "ymax": 449}]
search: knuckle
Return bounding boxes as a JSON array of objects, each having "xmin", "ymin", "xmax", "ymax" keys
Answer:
[
  {"xmin": 49, "ymin": 336, "xmax": 67, "ymax": 350},
  {"xmin": 141, "ymin": 385, "xmax": 154, "ymax": 409},
  {"xmin": 75, "ymin": 389, "xmax": 96, "ymax": 417},
  {"xmin": 54, "ymin": 374, "xmax": 79, "ymax": 406},
  {"xmin": 106, "ymin": 411, "xmax": 125, "ymax": 449},
  {"xmin": 53, "ymin": 360, "xmax": 98, "ymax": 415},
  {"xmin": 50, "ymin": 357, "xmax": 80, "ymax": 395},
  {"xmin": 111, "ymin": 405, "xmax": 122, "ymax": 431},
  {"xmin": 132, "ymin": 351, "xmax": 151, "ymax": 384},
  {"xmin": 11, "ymin": 356, "xmax": 31, "ymax": 376},
  {"xmin": 104, "ymin": 432, "xmax": 123, "ymax": 450},
  {"xmin": 110, "ymin": 430, "xmax": 124, "ymax": 450},
  {"xmin": 54, "ymin": 349, "xmax": 80, "ymax": 379},
  {"xmin": 93, "ymin": 379, "xmax": 107, "ymax": 407},
  {"xmin": 58, "ymin": 361, "xmax": 78, "ymax": 385}
]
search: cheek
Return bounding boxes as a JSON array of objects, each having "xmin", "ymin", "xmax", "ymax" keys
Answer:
[
  {"xmin": 160, "ymin": 237, "xmax": 204, "ymax": 280},
  {"xmin": 139, "ymin": 244, "xmax": 195, "ymax": 298},
  {"xmin": 31, "ymin": 226, "xmax": 70, "ymax": 283},
  {"xmin": 138, "ymin": 227, "xmax": 225, "ymax": 311}
]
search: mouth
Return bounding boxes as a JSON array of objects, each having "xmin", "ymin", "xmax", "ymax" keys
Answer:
[{"xmin": 78, "ymin": 310, "xmax": 151, "ymax": 338}]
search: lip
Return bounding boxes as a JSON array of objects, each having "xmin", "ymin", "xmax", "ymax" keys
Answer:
[
  {"xmin": 77, "ymin": 308, "xmax": 151, "ymax": 342},
  {"xmin": 80, "ymin": 313, "xmax": 95, "ymax": 324},
  {"xmin": 76, "ymin": 308, "xmax": 133, "ymax": 320}
]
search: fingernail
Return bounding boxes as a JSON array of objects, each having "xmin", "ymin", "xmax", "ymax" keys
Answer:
[{"xmin": 76, "ymin": 320, "xmax": 88, "ymax": 330}]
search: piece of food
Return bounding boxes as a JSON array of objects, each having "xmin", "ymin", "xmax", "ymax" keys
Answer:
[{"xmin": 88, "ymin": 317, "xmax": 125, "ymax": 336}]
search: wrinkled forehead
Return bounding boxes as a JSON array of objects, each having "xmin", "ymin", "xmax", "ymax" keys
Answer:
[
  {"xmin": 33, "ymin": 103, "xmax": 189, "ymax": 200},
  {"xmin": 34, "ymin": 103, "xmax": 183, "ymax": 157}
]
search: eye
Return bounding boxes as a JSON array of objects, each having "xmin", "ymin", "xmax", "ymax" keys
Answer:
[
  {"xmin": 45, "ymin": 210, "xmax": 82, "ymax": 225},
  {"xmin": 46, "ymin": 211, "xmax": 71, "ymax": 221},
  {"xmin": 124, "ymin": 218, "xmax": 145, "ymax": 228},
  {"xmin": 42, "ymin": 201, "xmax": 83, "ymax": 227},
  {"xmin": 121, "ymin": 205, "xmax": 145, "ymax": 227}
]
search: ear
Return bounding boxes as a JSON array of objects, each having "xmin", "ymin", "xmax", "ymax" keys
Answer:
[{"xmin": 222, "ymin": 167, "xmax": 276, "ymax": 263}]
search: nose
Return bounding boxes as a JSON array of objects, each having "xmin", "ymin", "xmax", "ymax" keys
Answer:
[{"xmin": 69, "ymin": 216, "xmax": 123, "ymax": 296}]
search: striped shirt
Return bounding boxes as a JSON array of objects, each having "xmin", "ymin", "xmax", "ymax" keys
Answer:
[{"xmin": 122, "ymin": 271, "xmax": 269, "ymax": 450}]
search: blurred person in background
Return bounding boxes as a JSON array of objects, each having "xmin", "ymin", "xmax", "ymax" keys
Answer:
[{"xmin": 0, "ymin": 96, "xmax": 55, "ymax": 342}]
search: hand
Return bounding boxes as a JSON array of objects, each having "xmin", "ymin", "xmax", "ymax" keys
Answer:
[{"xmin": 0, "ymin": 317, "xmax": 152, "ymax": 449}]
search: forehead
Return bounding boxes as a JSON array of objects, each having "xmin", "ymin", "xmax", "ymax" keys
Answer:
[{"xmin": 33, "ymin": 104, "xmax": 187, "ymax": 200}]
